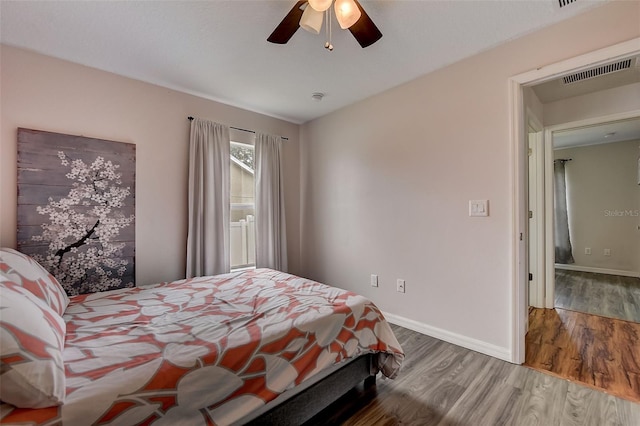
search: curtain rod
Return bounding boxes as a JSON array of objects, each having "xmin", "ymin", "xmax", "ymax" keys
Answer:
[
  {"xmin": 555, "ymin": 158, "xmax": 572, "ymax": 162},
  {"xmin": 187, "ymin": 116, "xmax": 289, "ymax": 141}
]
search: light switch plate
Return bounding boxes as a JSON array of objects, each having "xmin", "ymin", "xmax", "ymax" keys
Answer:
[
  {"xmin": 370, "ymin": 274, "xmax": 378, "ymax": 287},
  {"xmin": 469, "ymin": 200, "xmax": 489, "ymax": 217}
]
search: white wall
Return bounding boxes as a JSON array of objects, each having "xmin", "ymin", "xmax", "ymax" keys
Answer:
[
  {"xmin": 555, "ymin": 140, "xmax": 640, "ymax": 274},
  {"xmin": 0, "ymin": 45, "xmax": 301, "ymax": 285},
  {"xmin": 300, "ymin": 1, "xmax": 640, "ymax": 357}
]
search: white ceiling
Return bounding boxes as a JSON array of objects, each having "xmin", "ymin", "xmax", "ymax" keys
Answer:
[{"xmin": 0, "ymin": 0, "xmax": 607, "ymax": 124}]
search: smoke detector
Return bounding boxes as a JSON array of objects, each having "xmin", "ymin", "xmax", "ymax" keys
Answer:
[{"xmin": 311, "ymin": 92, "xmax": 325, "ymax": 102}]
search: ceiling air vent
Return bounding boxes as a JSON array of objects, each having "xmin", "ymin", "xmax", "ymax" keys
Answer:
[
  {"xmin": 562, "ymin": 59, "xmax": 633, "ymax": 85},
  {"xmin": 558, "ymin": 0, "xmax": 578, "ymax": 8}
]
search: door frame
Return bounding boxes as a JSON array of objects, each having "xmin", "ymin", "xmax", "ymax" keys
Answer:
[
  {"xmin": 527, "ymin": 114, "xmax": 545, "ymax": 309},
  {"xmin": 508, "ymin": 37, "xmax": 640, "ymax": 364}
]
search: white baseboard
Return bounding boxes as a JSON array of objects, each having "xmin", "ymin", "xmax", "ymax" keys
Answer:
[
  {"xmin": 555, "ymin": 264, "xmax": 640, "ymax": 278},
  {"xmin": 382, "ymin": 311, "xmax": 513, "ymax": 363}
]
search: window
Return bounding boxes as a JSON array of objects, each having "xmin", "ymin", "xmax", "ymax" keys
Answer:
[{"xmin": 230, "ymin": 142, "xmax": 256, "ymax": 270}]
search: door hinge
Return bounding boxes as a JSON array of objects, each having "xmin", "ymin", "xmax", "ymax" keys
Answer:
[
  {"xmin": 529, "ymin": 210, "xmax": 533, "ymax": 219},
  {"xmin": 529, "ymin": 273, "xmax": 533, "ymax": 281},
  {"xmin": 519, "ymin": 233, "xmax": 523, "ymax": 241}
]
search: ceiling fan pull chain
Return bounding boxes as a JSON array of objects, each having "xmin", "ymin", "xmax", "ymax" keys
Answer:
[
  {"xmin": 324, "ymin": 9, "xmax": 328, "ymax": 46},
  {"xmin": 325, "ymin": 6, "xmax": 334, "ymax": 51}
]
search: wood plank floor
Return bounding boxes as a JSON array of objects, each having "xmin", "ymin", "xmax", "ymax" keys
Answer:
[
  {"xmin": 306, "ymin": 324, "xmax": 640, "ymax": 425},
  {"xmin": 525, "ymin": 307, "xmax": 640, "ymax": 404},
  {"xmin": 555, "ymin": 269, "xmax": 640, "ymax": 323}
]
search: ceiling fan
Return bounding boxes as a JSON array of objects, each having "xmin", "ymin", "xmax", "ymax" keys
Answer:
[{"xmin": 267, "ymin": 0, "xmax": 382, "ymax": 49}]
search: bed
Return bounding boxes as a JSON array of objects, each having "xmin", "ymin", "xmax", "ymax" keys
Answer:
[{"xmin": 0, "ymin": 249, "xmax": 404, "ymax": 425}]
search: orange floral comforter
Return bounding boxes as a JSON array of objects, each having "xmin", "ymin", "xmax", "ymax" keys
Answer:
[{"xmin": 2, "ymin": 268, "xmax": 403, "ymax": 425}]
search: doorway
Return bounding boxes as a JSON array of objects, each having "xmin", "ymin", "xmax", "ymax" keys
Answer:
[
  {"xmin": 510, "ymin": 37, "xmax": 640, "ymax": 363},
  {"xmin": 511, "ymin": 38, "xmax": 640, "ymax": 401}
]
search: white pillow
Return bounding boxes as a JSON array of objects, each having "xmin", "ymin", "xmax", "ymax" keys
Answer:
[
  {"xmin": 0, "ymin": 247, "xmax": 69, "ymax": 315},
  {"xmin": 0, "ymin": 282, "xmax": 66, "ymax": 408}
]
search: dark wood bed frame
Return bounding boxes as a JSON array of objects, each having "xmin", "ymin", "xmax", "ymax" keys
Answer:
[{"xmin": 247, "ymin": 354, "xmax": 376, "ymax": 425}]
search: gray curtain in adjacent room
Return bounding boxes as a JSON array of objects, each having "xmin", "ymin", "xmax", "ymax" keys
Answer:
[
  {"xmin": 186, "ymin": 118, "xmax": 230, "ymax": 278},
  {"xmin": 255, "ymin": 133, "xmax": 288, "ymax": 271},
  {"xmin": 554, "ymin": 159, "xmax": 574, "ymax": 264}
]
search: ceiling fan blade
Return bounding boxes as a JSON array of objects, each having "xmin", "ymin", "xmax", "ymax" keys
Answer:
[
  {"xmin": 267, "ymin": 1, "xmax": 308, "ymax": 44},
  {"xmin": 349, "ymin": 0, "xmax": 382, "ymax": 48}
]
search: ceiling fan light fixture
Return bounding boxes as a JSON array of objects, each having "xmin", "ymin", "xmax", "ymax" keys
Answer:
[
  {"xmin": 300, "ymin": 4, "xmax": 324, "ymax": 34},
  {"xmin": 308, "ymin": 0, "xmax": 332, "ymax": 12},
  {"xmin": 267, "ymin": 0, "xmax": 381, "ymax": 48},
  {"xmin": 334, "ymin": 0, "xmax": 361, "ymax": 29}
]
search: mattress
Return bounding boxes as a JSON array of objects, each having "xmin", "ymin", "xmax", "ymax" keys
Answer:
[{"xmin": 1, "ymin": 268, "xmax": 404, "ymax": 425}]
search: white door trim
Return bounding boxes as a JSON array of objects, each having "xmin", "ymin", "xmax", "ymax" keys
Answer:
[
  {"xmin": 527, "ymin": 115, "xmax": 545, "ymax": 309},
  {"xmin": 544, "ymin": 126, "xmax": 555, "ymax": 308},
  {"xmin": 508, "ymin": 37, "xmax": 640, "ymax": 364}
]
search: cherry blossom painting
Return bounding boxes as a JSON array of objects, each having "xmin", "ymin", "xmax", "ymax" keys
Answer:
[{"xmin": 17, "ymin": 128, "xmax": 135, "ymax": 295}]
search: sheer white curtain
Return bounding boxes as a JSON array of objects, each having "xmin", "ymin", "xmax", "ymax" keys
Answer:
[
  {"xmin": 186, "ymin": 118, "xmax": 230, "ymax": 278},
  {"xmin": 255, "ymin": 133, "xmax": 288, "ymax": 271}
]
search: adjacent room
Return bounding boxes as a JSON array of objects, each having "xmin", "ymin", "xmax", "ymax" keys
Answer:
[{"xmin": 1, "ymin": 1, "xmax": 639, "ymax": 424}]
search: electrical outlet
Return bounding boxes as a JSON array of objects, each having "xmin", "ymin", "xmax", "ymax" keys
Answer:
[
  {"xmin": 585, "ymin": 247, "xmax": 591, "ymax": 255},
  {"xmin": 604, "ymin": 248, "xmax": 611, "ymax": 256},
  {"xmin": 370, "ymin": 274, "xmax": 378, "ymax": 287},
  {"xmin": 396, "ymin": 279, "xmax": 405, "ymax": 293}
]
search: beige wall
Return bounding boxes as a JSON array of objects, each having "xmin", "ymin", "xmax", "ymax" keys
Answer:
[
  {"xmin": 0, "ymin": 45, "xmax": 301, "ymax": 284},
  {"xmin": 544, "ymin": 82, "xmax": 640, "ymax": 127},
  {"xmin": 300, "ymin": 1, "xmax": 640, "ymax": 353},
  {"xmin": 555, "ymin": 140, "xmax": 640, "ymax": 273},
  {"xmin": 524, "ymin": 86, "xmax": 544, "ymax": 128}
]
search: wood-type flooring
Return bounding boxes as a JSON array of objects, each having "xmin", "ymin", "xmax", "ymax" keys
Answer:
[
  {"xmin": 525, "ymin": 307, "xmax": 640, "ymax": 404},
  {"xmin": 306, "ymin": 324, "xmax": 640, "ymax": 425},
  {"xmin": 555, "ymin": 269, "xmax": 640, "ymax": 323}
]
